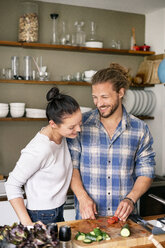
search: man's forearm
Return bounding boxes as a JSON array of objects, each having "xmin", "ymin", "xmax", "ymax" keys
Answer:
[{"xmin": 127, "ymin": 176, "xmax": 153, "ymax": 203}]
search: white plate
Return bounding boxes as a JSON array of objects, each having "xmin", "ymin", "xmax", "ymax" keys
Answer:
[
  {"xmin": 26, "ymin": 108, "xmax": 46, "ymax": 118},
  {"xmin": 132, "ymin": 90, "xmax": 140, "ymax": 115},
  {"xmin": 143, "ymin": 90, "xmax": 152, "ymax": 116},
  {"xmin": 123, "ymin": 90, "xmax": 135, "ymax": 113},
  {"xmin": 147, "ymin": 90, "xmax": 156, "ymax": 115},
  {"xmin": 139, "ymin": 91, "xmax": 148, "ymax": 115},
  {"xmin": 85, "ymin": 41, "xmax": 103, "ymax": 48},
  {"xmin": 134, "ymin": 90, "xmax": 144, "ymax": 116}
]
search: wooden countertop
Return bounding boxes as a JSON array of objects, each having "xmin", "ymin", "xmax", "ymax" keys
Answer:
[{"xmin": 57, "ymin": 215, "xmax": 165, "ymax": 248}]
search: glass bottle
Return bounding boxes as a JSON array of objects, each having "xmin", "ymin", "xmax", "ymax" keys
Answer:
[
  {"xmin": 74, "ymin": 21, "xmax": 86, "ymax": 46},
  {"xmin": 86, "ymin": 21, "xmax": 98, "ymax": 42},
  {"xmin": 24, "ymin": 56, "xmax": 32, "ymax": 80},
  {"xmin": 18, "ymin": 2, "xmax": 39, "ymax": 42},
  {"xmin": 60, "ymin": 21, "xmax": 67, "ymax": 45},
  {"xmin": 50, "ymin": 13, "xmax": 59, "ymax": 44}
]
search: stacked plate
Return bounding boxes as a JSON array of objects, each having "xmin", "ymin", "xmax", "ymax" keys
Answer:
[
  {"xmin": 123, "ymin": 89, "xmax": 156, "ymax": 116},
  {"xmin": 26, "ymin": 108, "xmax": 46, "ymax": 118},
  {"xmin": 83, "ymin": 70, "xmax": 97, "ymax": 83},
  {"xmin": 80, "ymin": 106, "xmax": 92, "ymax": 113},
  {"xmin": 0, "ymin": 103, "xmax": 9, "ymax": 117}
]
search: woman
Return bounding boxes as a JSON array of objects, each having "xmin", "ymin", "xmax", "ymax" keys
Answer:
[{"xmin": 5, "ymin": 86, "xmax": 82, "ymax": 226}]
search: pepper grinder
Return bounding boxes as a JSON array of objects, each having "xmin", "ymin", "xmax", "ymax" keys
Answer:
[
  {"xmin": 59, "ymin": 225, "xmax": 72, "ymax": 248},
  {"xmin": 50, "ymin": 13, "xmax": 59, "ymax": 44}
]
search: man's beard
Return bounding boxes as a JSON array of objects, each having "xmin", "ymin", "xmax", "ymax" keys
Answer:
[{"xmin": 98, "ymin": 99, "xmax": 119, "ymax": 118}]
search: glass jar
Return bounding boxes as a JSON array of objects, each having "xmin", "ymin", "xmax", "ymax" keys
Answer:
[
  {"xmin": 18, "ymin": 2, "xmax": 39, "ymax": 42},
  {"xmin": 24, "ymin": 56, "xmax": 32, "ymax": 80}
]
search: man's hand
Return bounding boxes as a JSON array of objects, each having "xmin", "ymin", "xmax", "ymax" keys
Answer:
[
  {"xmin": 114, "ymin": 198, "xmax": 134, "ymax": 221},
  {"xmin": 79, "ymin": 195, "xmax": 97, "ymax": 219}
]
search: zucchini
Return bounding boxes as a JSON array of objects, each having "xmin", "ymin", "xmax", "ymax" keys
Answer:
[
  {"xmin": 83, "ymin": 238, "xmax": 93, "ymax": 243},
  {"xmin": 120, "ymin": 224, "xmax": 130, "ymax": 237}
]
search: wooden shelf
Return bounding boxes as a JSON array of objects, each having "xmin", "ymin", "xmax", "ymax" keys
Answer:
[
  {"xmin": 0, "ymin": 117, "xmax": 47, "ymax": 121},
  {"xmin": 0, "ymin": 116, "xmax": 154, "ymax": 121},
  {"xmin": 0, "ymin": 40, "xmax": 155, "ymax": 56},
  {"xmin": 130, "ymin": 83, "xmax": 155, "ymax": 88},
  {"xmin": 0, "ymin": 79, "xmax": 91, "ymax": 86}
]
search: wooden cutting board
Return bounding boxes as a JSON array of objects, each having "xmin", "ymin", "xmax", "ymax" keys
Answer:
[{"xmin": 58, "ymin": 216, "xmax": 165, "ymax": 248}]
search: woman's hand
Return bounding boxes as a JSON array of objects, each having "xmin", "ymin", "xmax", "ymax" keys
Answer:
[{"xmin": 79, "ymin": 195, "xmax": 97, "ymax": 219}]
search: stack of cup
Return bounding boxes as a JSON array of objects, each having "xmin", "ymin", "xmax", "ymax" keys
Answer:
[
  {"xmin": 10, "ymin": 103, "xmax": 25, "ymax": 118},
  {"xmin": 0, "ymin": 103, "xmax": 9, "ymax": 117}
]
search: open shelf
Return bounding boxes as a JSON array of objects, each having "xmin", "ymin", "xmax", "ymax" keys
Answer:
[
  {"xmin": 0, "ymin": 79, "xmax": 91, "ymax": 86},
  {"xmin": 0, "ymin": 116, "xmax": 154, "ymax": 121},
  {"xmin": 0, "ymin": 41, "xmax": 155, "ymax": 56}
]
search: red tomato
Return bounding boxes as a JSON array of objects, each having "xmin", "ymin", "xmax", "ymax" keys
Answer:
[
  {"xmin": 107, "ymin": 217, "xmax": 116, "ymax": 224},
  {"xmin": 107, "ymin": 216, "xmax": 119, "ymax": 224}
]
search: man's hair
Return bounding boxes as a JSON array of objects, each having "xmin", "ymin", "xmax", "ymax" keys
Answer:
[{"xmin": 92, "ymin": 63, "xmax": 130, "ymax": 93}]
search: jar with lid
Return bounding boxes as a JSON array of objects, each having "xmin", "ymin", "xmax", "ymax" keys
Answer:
[{"xmin": 18, "ymin": 1, "xmax": 39, "ymax": 42}]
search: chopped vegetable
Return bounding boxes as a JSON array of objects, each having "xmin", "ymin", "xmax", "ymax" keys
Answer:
[
  {"xmin": 107, "ymin": 216, "xmax": 119, "ymax": 224},
  {"xmin": 120, "ymin": 224, "xmax": 131, "ymax": 237},
  {"xmin": 75, "ymin": 227, "xmax": 111, "ymax": 243}
]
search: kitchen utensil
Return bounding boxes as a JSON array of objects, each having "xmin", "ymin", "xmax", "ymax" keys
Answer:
[
  {"xmin": 149, "ymin": 194, "xmax": 165, "ymax": 205},
  {"xmin": 129, "ymin": 214, "xmax": 165, "ymax": 235},
  {"xmin": 148, "ymin": 234, "xmax": 164, "ymax": 248}
]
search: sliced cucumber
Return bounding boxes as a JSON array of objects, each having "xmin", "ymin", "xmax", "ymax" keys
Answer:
[
  {"xmin": 83, "ymin": 238, "xmax": 93, "ymax": 243},
  {"xmin": 120, "ymin": 224, "xmax": 130, "ymax": 237},
  {"xmin": 76, "ymin": 232, "xmax": 86, "ymax": 241},
  {"xmin": 96, "ymin": 235, "xmax": 103, "ymax": 242},
  {"xmin": 102, "ymin": 232, "xmax": 111, "ymax": 240},
  {"xmin": 85, "ymin": 234, "xmax": 97, "ymax": 241},
  {"xmin": 90, "ymin": 231, "xmax": 95, "ymax": 235}
]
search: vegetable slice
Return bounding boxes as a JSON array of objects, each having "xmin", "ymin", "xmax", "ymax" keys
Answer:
[
  {"xmin": 83, "ymin": 238, "xmax": 93, "ymax": 243},
  {"xmin": 120, "ymin": 224, "xmax": 131, "ymax": 237}
]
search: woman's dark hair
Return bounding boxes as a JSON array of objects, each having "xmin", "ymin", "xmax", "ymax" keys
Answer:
[
  {"xmin": 92, "ymin": 63, "xmax": 130, "ymax": 93},
  {"xmin": 46, "ymin": 86, "xmax": 80, "ymax": 124}
]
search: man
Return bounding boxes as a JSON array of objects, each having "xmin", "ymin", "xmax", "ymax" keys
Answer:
[{"xmin": 67, "ymin": 63, "xmax": 155, "ymax": 221}]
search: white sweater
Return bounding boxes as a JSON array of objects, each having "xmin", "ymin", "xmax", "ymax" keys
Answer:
[{"xmin": 5, "ymin": 132, "xmax": 73, "ymax": 210}]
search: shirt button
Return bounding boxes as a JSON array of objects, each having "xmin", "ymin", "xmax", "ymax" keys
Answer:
[
  {"xmin": 108, "ymin": 160, "xmax": 111, "ymax": 163},
  {"xmin": 108, "ymin": 192, "xmax": 110, "ymax": 195},
  {"xmin": 108, "ymin": 208, "xmax": 110, "ymax": 210},
  {"xmin": 108, "ymin": 176, "xmax": 110, "ymax": 179}
]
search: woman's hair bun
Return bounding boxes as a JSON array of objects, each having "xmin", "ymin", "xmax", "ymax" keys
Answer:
[{"xmin": 46, "ymin": 87, "xmax": 60, "ymax": 101}]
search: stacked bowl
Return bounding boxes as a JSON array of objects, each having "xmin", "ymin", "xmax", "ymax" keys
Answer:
[
  {"xmin": 10, "ymin": 103, "xmax": 25, "ymax": 118},
  {"xmin": 0, "ymin": 103, "xmax": 9, "ymax": 117}
]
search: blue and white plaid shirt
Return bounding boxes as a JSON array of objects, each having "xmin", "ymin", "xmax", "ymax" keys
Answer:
[{"xmin": 67, "ymin": 106, "xmax": 155, "ymax": 219}]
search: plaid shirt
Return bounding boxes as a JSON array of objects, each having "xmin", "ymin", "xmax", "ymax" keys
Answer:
[{"xmin": 67, "ymin": 106, "xmax": 155, "ymax": 219}]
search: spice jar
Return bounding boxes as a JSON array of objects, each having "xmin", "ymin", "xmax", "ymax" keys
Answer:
[{"xmin": 18, "ymin": 1, "xmax": 39, "ymax": 42}]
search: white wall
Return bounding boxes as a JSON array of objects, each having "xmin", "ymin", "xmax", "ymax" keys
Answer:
[{"xmin": 145, "ymin": 8, "xmax": 165, "ymax": 54}]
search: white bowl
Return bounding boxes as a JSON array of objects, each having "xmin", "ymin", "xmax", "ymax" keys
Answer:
[
  {"xmin": 84, "ymin": 70, "xmax": 97, "ymax": 78},
  {"xmin": 0, "ymin": 108, "xmax": 9, "ymax": 117},
  {"xmin": 85, "ymin": 41, "xmax": 103, "ymax": 48},
  {"xmin": 10, "ymin": 102, "xmax": 25, "ymax": 108},
  {"xmin": 10, "ymin": 108, "xmax": 25, "ymax": 118},
  {"xmin": 0, "ymin": 103, "xmax": 8, "ymax": 108},
  {"xmin": 80, "ymin": 106, "xmax": 92, "ymax": 113}
]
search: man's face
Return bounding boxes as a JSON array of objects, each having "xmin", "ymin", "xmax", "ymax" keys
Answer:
[{"xmin": 92, "ymin": 82, "xmax": 124, "ymax": 118}]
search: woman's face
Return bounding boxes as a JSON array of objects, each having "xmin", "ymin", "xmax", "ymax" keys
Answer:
[{"xmin": 55, "ymin": 109, "xmax": 82, "ymax": 139}]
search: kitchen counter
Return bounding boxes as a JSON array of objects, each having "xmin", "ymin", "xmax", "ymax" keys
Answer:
[{"xmin": 57, "ymin": 215, "xmax": 165, "ymax": 248}]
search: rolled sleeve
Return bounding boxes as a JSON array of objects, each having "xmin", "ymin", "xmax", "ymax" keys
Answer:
[
  {"xmin": 67, "ymin": 137, "xmax": 81, "ymax": 170},
  {"xmin": 135, "ymin": 125, "xmax": 155, "ymax": 178}
]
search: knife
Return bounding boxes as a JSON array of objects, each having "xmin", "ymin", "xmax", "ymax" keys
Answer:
[{"xmin": 129, "ymin": 214, "xmax": 165, "ymax": 235}]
